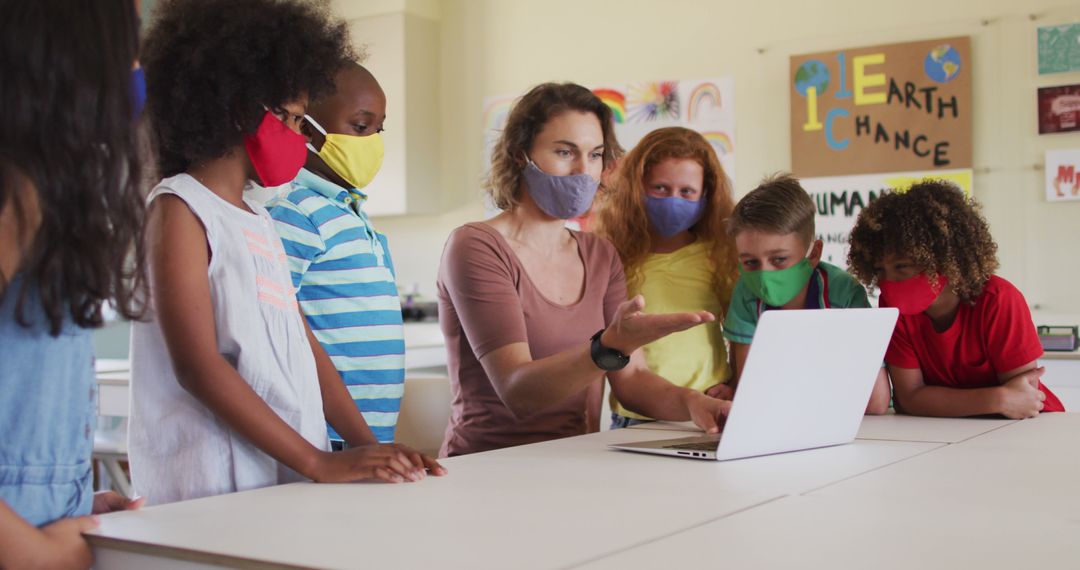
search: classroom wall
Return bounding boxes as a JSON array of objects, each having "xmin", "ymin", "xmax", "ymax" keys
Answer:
[{"xmin": 340, "ymin": 0, "xmax": 1080, "ymax": 314}]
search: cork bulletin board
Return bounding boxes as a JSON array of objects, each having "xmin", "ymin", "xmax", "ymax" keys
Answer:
[{"xmin": 790, "ymin": 36, "xmax": 972, "ymax": 177}]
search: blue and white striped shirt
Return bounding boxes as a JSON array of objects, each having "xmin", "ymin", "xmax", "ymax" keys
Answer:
[{"xmin": 267, "ymin": 169, "xmax": 404, "ymax": 443}]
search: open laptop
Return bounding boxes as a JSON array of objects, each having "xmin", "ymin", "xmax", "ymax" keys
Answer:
[{"xmin": 609, "ymin": 308, "xmax": 899, "ymax": 461}]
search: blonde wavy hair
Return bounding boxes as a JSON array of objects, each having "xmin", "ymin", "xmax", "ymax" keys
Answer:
[{"xmin": 594, "ymin": 127, "xmax": 738, "ymax": 311}]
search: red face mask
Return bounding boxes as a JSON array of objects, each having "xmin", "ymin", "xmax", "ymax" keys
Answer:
[
  {"xmin": 878, "ymin": 273, "xmax": 949, "ymax": 315},
  {"xmin": 243, "ymin": 110, "xmax": 307, "ymax": 187}
]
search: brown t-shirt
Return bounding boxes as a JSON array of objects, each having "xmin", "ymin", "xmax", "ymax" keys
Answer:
[{"xmin": 436, "ymin": 222, "xmax": 627, "ymax": 457}]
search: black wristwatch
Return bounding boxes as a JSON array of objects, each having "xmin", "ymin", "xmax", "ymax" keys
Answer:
[{"xmin": 590, "ymin": 328, "xmax": 630, "ymax": 371}]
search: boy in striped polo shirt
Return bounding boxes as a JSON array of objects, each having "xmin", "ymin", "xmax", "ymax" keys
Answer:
[
  {"xmin": 720, "ymin": 173, "xmax": 891, "ymax": 414},
  {"xmin": 268, "ymin": 62, "xmax": 403, "ymax": 445}
]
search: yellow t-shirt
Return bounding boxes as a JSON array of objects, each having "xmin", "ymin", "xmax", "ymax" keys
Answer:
[{"xmin": 612, "ymin": 241, "xmax": 733, "ymax": 420}]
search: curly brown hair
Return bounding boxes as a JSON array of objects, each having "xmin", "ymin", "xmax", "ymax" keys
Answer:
[
  {"xmin": 485, "ymin": 83, "xmax": 623, "ymax": 211},
  {"xmin": 847, "ymin": 179, "xmax": 999, "ymax": 302},
  {"xmin": 594, "ymin": 127, "xmax": 738, "ymax": 310}
]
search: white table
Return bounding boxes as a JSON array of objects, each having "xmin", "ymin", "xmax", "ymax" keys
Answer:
[
  {"xmin": 626, "ymin": 411, "xmax": 1017, "ymax": 444},
  {"xmin": 89, "ymin": 424, "xmax": 941, "ymax": 569},
  {"xmin": 578, "ymin": 413, "xmax": 1080, "ymax": 569}
]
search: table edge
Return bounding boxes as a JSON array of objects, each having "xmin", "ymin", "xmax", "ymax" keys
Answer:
[{"xmin": 88, "ymin": 533, "xmax": 312, "ymax": 570}]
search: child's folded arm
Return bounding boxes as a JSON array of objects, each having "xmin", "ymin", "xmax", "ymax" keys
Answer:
[
  {"xmin": 889, "ymin": 364, "xmax": 1042, "ymax": 419},
  {"xmin": 891, "ymin": 373, "xmax": 1000, "ymax": 417},
  {"xmin": 865, "ymin": 368, "xmax": 891, "ymax": 415}
]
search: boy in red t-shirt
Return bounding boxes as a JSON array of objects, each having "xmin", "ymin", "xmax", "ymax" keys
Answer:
[{"xmin": 847, "ymin": 180, "xmax": 1064, "ymax": 418}]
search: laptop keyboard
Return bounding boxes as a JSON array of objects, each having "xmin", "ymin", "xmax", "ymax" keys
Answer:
[{"xmin": 666, "ymin": 441, "xmax": 719, "ymax": 451}]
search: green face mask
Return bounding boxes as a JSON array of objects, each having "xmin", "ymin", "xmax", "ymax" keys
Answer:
[{"xmin": 740, "ymin": 258, "xmax": 814, "ymax": 307}]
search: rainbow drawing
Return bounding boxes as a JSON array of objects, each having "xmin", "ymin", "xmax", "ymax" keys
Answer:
[
  {"xmin": 592, "ymin": 88, "xmax": 626, "ymax": 124},
  {"xmin": 701, "ymin": 131, "xmax": 734, "ymax": 156},
  {"xmin": 688, "ymin": 82, "xmax": 722, "ymax": 121},
  {"xmin": 627, "ymin": 81, "xmax": 680, "ymax": 123}
]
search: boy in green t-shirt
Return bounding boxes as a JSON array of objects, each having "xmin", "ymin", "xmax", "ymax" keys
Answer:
[{"xmin": 717, "ymin": 173, "xmax": 890, "ymax": 414}]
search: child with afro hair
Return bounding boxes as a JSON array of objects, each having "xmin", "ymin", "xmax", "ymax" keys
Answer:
[
  {"xmin": 129, "ymin": 0, "xmax": 443, "ymax": 506},
  {"xmin": 848, "ymin": 180, "xmax": 1064, "ymax": 418}
]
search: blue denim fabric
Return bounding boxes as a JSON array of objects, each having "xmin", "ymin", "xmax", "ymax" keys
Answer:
[{"xmin": 0, "ymin": 276, "xmax": 95, "ymax": 526}]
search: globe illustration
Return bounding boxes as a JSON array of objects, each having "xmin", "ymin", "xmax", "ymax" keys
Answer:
[
  {"xmin": 924, "ymin": 45, "xmax": 961, "ymax": 83},
  {"xmin": 795, "ymin": 60, "xmax": 830, "ymax": 97}
]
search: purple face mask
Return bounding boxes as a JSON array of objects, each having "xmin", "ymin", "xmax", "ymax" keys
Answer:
[
  {"xmin": 644, "ymin": 195, "xmax": 706, "ymax": 238},
  {"xmin": 521, "ymin": 159, "xmax": 599, "ymax": 219}
]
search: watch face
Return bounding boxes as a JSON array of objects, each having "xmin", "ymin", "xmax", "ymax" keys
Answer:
[
  {"xmin": 597, "ymin": 351, "xmax": 628, "ymax": 371},
  {"xmin": 591, "ymin": 329, "xmax": 628, "ymax": 371}
]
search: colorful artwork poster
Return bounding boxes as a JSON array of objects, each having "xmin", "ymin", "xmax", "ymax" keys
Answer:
[
  {"xmin": 802, "ymin": 169, "xmax": 973, "ymax": 268},
  {"xmin": 1038, "ymin": 84, "xmax": 1080, "ymax": 135},
  {"xmin": 1045, "ymin": 149, "xmax": 1080, "ymax": 202},
  {"xmin": 482, "ymin": 78, "xmax": 736, "ymax": 226},
  {"xmin": 790, "ymin": 37, "xmax": 972, "ymax": 178},
  {"xmin": 1038, "ymin": 23, "xmax": 1080, "ymax": 75}
]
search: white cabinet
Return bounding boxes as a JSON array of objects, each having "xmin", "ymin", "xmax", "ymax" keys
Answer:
[
  {"xmin": 346, "ymin": 11, "xmax": 441, "ymax": 217},
  {"xmin": 1041, "ymin": 358, "xmax": 1080, "ymax": 411}
]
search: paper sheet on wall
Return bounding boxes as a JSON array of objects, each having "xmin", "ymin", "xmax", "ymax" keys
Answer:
[
  {"xmin": 790, "ymin": 37, "xmax": 972, "ymax": 178},
  {"xmin": 1038, "ymin": 23, "xmax": 1080, "ymax": 75},
  {"xmin": 1038, "ymin": 84, "xmax": 1080, "ymax": 135},
  {"xmin": 802, "ymin": 169, "xmax": 974, "ymax": 268},
  {"xmin": 1045, "ymin": 149, "xmax": 1080, "ymax": 202}
]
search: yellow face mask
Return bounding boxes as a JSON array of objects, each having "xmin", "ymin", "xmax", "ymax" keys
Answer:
[{"xmin": 304, "ymin": 114, "xmax": 384, "ymax": 191}]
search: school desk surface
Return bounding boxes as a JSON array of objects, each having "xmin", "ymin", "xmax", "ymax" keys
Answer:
[
  {"xmin": 581, "ymin": 413, "xmax": 1080, "ymax": 569},
  {"xmin": 631, "ymin": 411, "xmax": 1018, "ymax": 444},
  {"xmin": 87, "ymin": 424, "xmax": 945, "ymax": 569}
]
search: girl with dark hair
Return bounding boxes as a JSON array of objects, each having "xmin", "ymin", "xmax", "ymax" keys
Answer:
[
  {"xmin": 436, "ymin": 83, "xmax": 731, "ymax": 457},
  {"xmin": 130, "ymin": 0, "xmax": 443, "ymax": 506},
  {"xmin": 0, "ymin": 0, "xmax": 146, "ymax": 567}
]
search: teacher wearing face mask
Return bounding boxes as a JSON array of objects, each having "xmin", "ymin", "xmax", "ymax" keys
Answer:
[{"xmin": 437, "ymin": 83, "xmax": 732, "ymax": 457}]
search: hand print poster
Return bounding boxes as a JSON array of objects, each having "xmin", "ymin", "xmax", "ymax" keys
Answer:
[{"xmin": 1045, "ymin": 149, "xmax": 1080, "ymax": 202}]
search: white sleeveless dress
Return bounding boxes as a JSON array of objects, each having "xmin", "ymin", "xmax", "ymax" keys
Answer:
[{"xmin": 129, "ymin": 173, "xmax": 329, "ymax": 506}]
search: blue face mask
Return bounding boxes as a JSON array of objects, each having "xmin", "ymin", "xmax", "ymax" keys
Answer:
[
  {"xmin": 521, "ymin": 158, "xmax": 599, "ymax": 219},
  {"xmin": 644, "ymin": 195, "xmax": 706, "ymax": 238},
  {"xmin": 131, "ymin": 67, "xmax": 146, "ymax": 118}
]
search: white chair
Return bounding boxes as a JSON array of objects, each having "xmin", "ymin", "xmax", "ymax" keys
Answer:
[
  {"xmin": 94, "ymin": 362, "xmax": 133, "ymax": 496},
  {"xmin": 93, "ymin": 416, "xmax": 132, "ymax": 497},
  {"xmin": 394, "ymin": 373, "xmax": 452, "ymax": 457}
]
